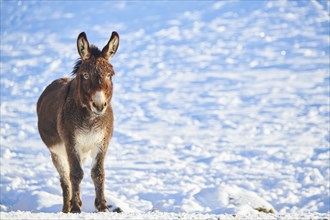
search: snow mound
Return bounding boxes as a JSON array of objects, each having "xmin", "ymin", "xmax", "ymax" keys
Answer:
[
  {"xmin": 194, "ymin": 185, "xmax": 275, "ymax": 214},
  {"xmin": 11, "ymin": 191, "xmax": 62, "ymax": 212}
]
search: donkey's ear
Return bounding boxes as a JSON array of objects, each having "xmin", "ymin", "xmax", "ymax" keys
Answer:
[
  {"xmin": 102, "ymin": 31, "xmax": 119, "ymax": 60},
  {"xmin": 77, "ymin": 32, "xmax": 91, "ymax": 61}
]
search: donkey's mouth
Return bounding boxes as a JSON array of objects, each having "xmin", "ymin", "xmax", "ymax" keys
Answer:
[
  {"xmin": 91, "ymin": 103, "xmax": 107, "ymax": 116},
  {"xmin": 91, "ymin": 108, "xmax": 106, "ymax": 116}
]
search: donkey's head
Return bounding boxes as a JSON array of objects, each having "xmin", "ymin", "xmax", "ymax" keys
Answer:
[{"xmin": 73, "ymin": 32, "xmax": 119, "ymax": 115}]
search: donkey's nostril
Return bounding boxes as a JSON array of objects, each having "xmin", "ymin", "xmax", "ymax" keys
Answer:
[
  {"xmin": 104, "ymin": 102, "xmax": 107, "ymax": 107},
  {"xmin": 92, "ymin": 102, "xmax": 97, "ymax": 108}
]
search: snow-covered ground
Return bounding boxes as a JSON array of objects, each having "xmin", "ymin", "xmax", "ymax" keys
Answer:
[{"xmin": 1, "ymin": 0, "xmax": 329, "ymax": 219}]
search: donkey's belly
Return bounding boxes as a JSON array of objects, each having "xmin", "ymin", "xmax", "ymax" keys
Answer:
[{"xmin": 75, "ymin": 129, "xmax": 105, "ymax": 165}]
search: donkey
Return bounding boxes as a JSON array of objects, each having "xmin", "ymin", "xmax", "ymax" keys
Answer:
[{"xmin": 37, "ymin": 32, "xmax": 119, "ymax": 213}]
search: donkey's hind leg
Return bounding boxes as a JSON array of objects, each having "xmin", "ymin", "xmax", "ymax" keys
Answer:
[{"xmin": 51, "ymin": 152, "xmax": 72, "ymax": 213}]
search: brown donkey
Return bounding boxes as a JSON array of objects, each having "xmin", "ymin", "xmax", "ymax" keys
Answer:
[{"xmin": 37, "ymin": 32, "xmax": 119, "ymax": 213}]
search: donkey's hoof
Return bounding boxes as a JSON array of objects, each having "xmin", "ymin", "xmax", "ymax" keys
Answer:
[
  {"xmin": 108, "ymin": 205, "xmax": 123, "ymax": 213},
  {"xmin": 62, "ymin": 208, "xmax": 70, "ymax": 213},
  {"xmin": 99, "ymin": 208, "xmax": 110, "ymax": 212},
  {"xmin": 112, "ymin": 207, "xmax": 123, "ymax": 213},
  {"xmin": 71, "ymin": 206, "xmax": 81, "ymax": 213},
  {"xmin": 62, "ymin": 202, "xmax": 72, "ymax": 213}
]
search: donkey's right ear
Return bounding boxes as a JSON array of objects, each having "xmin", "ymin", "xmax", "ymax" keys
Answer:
[{"xmin": 77, "ymin": 32, "xmax": 91, "ymax": 61}]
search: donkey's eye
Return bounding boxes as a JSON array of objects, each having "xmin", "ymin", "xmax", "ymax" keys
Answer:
[
  {"xmin": 107, "ymin": 73, "xmax": 112, "ymax": 79},
  {"xmin": 83, "ymin": 73, "xmax": 89, "ymax": 80}
]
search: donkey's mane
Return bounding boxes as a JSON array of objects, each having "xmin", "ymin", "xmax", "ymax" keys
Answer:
[{"xmin": 72, "ymin": 45, "xmax": 102, "ymax": 75}]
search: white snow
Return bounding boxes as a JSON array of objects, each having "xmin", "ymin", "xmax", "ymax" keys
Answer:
[{"xmin": 0, "ymin": 0, "xmax": 329, "ymax": 219}]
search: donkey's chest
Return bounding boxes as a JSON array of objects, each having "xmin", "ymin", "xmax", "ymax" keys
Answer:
[{"xmin": 75, "ymin": 129, "xmax": 105, "ymax": 163}]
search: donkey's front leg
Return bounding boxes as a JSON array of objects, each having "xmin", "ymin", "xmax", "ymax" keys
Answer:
[
  {"xmin": 67, "ymin": 146, "xmax": 84, "ymax": 213},
  {"xmin": 91, "ymin": 149, "xmax": 109, "ymax": 212}
]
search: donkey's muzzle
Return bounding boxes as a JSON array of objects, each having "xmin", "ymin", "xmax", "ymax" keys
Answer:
[{"xmin": 91, "ymin": 91, "xmax": 107, "ymax": 115}]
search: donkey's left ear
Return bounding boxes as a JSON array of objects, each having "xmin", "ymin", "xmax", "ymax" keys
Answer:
[{"xmin": 102, "ymin": 31, "xmax": 120, "ymax": 60}]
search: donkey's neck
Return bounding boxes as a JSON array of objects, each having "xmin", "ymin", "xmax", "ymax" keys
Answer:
[
  {"xmin": 68, "ymin": 77, "xmax": 84, "ymax": 108},
  {"xmin": 64, "ymin": 78, "xmax": 105, "ymax": 128}
]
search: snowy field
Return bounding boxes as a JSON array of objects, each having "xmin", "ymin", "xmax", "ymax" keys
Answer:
[{"xmin": 1, "ymin": 0, "xmax": 329, "ymax": 219}]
